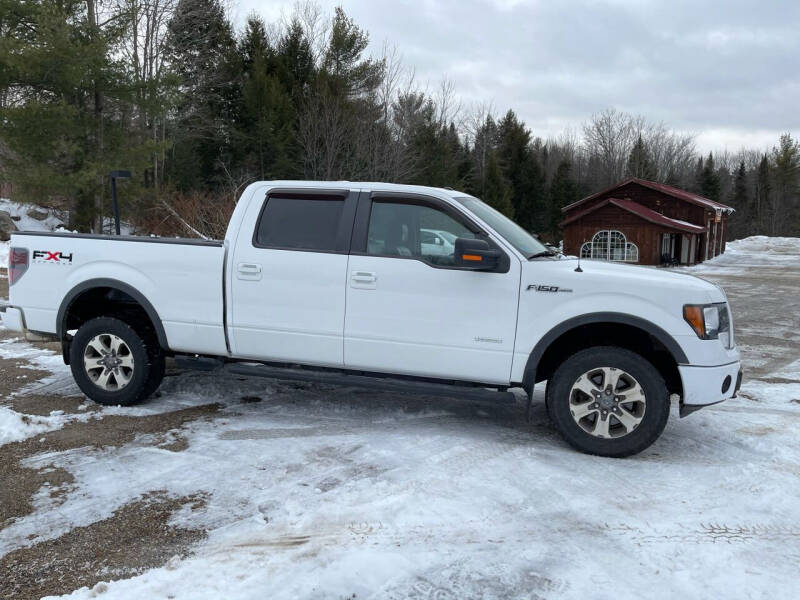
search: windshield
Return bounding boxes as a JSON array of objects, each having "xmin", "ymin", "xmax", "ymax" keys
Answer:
[{"xmin": 454, "ymin": 196, "xmax": 550, "ymax": 258}]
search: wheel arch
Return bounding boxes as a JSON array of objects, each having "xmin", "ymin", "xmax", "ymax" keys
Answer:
[
  {"xmin": 57, "ymin": 278, "xmax": 168, "ymax": 353},
  {"xmin": 522, "ymin": 312, "xmax": 687, "ymax": 396}
]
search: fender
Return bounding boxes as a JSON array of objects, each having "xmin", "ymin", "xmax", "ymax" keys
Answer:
[
  {"xmin": 521, "ymin": 312, "xmax": 689, "ymax": 388},
  {"xmin": 56, "ymin": 278, "xmax": 169, "ymax": 349}
]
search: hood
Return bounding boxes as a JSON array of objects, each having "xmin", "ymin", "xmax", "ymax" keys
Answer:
[{"xmin": 524, "ymin": 257, "xmax": 726, "ymax": 304}]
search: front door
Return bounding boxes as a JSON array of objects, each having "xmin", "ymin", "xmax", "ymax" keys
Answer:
[
  {"xmin": 344, "ymin": 194, "xmax": 521, "ymax": 384},
  {"xmin": 230, "ymin": 188, "xmax": 357, "ymax": 366}
]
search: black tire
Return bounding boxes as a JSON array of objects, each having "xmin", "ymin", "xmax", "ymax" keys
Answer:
[
  {"xmin": 116, "ymin": 310, "xmax": 166, "ymax": 400},
  {"xmin": 70, "ymin": 317, "xmax": 156, "ymax": 406},
  {"xmin": 546, "ymin": 346, "xmax": 670, "ymax": 458}
]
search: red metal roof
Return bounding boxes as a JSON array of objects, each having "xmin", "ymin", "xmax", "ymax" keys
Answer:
[
  {"xmin": 561, "ymin": 177, "xmax": 734, "ymax": 214},
  {"xmin": 560, "ymin": 197, "xmax": 706, "ymax": 234}
]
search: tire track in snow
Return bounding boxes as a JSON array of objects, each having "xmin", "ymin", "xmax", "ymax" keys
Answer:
[{"xmin": 602, "ymin": 522, "xmax": 800, "ymax": 545}]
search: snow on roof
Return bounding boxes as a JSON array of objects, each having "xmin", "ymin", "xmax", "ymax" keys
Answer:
[
  {"xmin": 562, "ymin": 178, "xmax": 734, "ymax": 214},
  {"xmin": 560, "ymin": 197, "xmax": 706, "ymax": 234}
]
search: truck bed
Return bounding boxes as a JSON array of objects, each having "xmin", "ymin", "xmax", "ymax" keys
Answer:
[{"xmin": 8, "ymin": 231, "xmax": 228, "ymax": 356}]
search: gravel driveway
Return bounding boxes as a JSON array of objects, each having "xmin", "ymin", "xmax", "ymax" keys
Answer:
[{"xmin": 1, "ymin": 238, "xmax": 799, "ymax": 600}]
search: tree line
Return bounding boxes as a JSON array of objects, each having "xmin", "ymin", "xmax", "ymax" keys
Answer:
[{"xmin": 1, "ymin": 0, "xmax": 798, "ymax": 240}]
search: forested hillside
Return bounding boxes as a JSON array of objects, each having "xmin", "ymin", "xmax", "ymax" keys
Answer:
[{"xmin": 1, "ymin": 0, "xmax": 798, "ymax": 241}]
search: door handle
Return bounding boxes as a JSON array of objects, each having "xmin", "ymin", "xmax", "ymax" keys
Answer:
[
  {"xmin": 237, "ymin": 263, "xmax": 262, "ymax": 280},
  {"xmin": 351, "ymin": 271, "xmax": 377, "ymax": 283}
]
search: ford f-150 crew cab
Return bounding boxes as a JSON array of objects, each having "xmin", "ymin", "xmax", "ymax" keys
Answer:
[{"xmin": 1, "ymin": 181, "xmax": 742, "ymax": 456}]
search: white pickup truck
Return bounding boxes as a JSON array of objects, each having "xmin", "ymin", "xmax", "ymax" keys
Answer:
[{"xmin": 1, "ymin": 181, "xmax": 741, "ymax": 456}]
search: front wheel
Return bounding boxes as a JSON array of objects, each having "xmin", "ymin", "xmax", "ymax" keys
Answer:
[
  {"xmin": 70, "ymin": 317, "xmax": 159, "ymax": 406},
  {"xmin": 546, "ymin": 346, "xmax": 670, "ymax": 457}
]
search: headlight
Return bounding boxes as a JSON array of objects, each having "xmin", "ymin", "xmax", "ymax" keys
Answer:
[
  {"xmin": 683, "ymin": 303, "xmax": 733, "ymax": 348},
  {"xmin": 703, "ymin": 306, "xmax": 719, "ymax": 336}
]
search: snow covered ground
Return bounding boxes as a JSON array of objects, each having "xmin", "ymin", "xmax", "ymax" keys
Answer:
[
  {"xmin": 1, "ymin": 237, "xmax": 800, "ymax": 599},
  {"xmin": 1, "ymin": 198, "xmax": 66, "ymax": 270},
  {"xmin": 0, "ymin": 198, "xmax": 136, "ymax": 270},
  {"xmin": 0, "ymin": 198, "xmax": 66, "ymax": 234}
]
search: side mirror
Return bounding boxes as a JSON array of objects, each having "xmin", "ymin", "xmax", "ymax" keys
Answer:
[{"xmin": 454, "ymin": 238, "xmax": 501, "ymax": 271}]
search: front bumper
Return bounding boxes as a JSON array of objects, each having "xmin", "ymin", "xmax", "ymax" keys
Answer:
[{"xmin": 678, "ymin": 361, "xmax": 742, "ymax": 417}]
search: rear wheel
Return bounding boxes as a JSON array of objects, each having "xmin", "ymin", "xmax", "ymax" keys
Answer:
[
  {"xmin": 546, "ymin": 346, "xmax": 670, "ymax": 457},
  {"xmin": 70, "ymin": 317, "xmax": 158, "ymax": 406}
]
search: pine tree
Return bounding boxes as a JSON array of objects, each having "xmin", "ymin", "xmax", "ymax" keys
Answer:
[
  {"xmin": 692, "ymin": 156, "xmax": 705, "ymax": 194},
  {"xmin": 497, "ymin": 110, "xmax": 530, "ymax": 213},
  {"xmin": 518, "ymin": 153, "xmax": 548, "ymax": 233},
  {"xmin": 276, "ymin": 19, "xmax": 315, "ymax": 103},
  {"xmin": 236, "ymin": 15, "xmax": 296, "ymax": 179},
  {"xmin": 239, "ymin": 14, "xmax": 273, "ymax": 73},
  {"xmin": 483, "ymin": 153, "xmax": 514, "ymax": 218},
  {"xmin": 466, "ymin": 116, "xmax": 499, "ymax": 199},
  {"xmin": 239, "ymin": 55, "xmax": 295, "ymax": 179},
  {"xmin": 728, "ymin": 161, "xmax": 748, "ymax": 239},
  {"xmin": 626, "ymin": 135, "xmax": 657, "ymax": 180},
  {"xmin": 549, "ymin": 160, "xmax": 579, "ymax": 237},
  {"xmin": 697, "ymin": 152, "xmax": 721, "ymax": 202},
  {"xmin": 0, "ymin": 0, "xmax": 152, "ymax": 231},
  {"xmin": 770, "ymin": 133, "xmax": 800, "ymax": 235},
  {"xmin": 165, "ymin": 0, "xmax": 241, "ymax": 190},
  {"xmin": 496, "ymin": 110, "xmax": 546, "ymax": 232},
  {"xmin": 754, "ymin": 154, "xmax": 770, "ymax": 235},
  {"xmin": 321, "ymin": 7, "xmax": 384, "ymax": 98}
]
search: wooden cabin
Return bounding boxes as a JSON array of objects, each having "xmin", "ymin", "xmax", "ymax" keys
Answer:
[{"xmin": 560, "ymin": 178, "xmax": 733, "ymax": 266}]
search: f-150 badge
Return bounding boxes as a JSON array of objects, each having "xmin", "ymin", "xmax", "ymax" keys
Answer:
[{"xmin": 527, "ymin": 284, "xmax": 572, "ymax": 292}]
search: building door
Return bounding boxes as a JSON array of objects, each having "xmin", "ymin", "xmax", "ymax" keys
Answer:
[
  {"xmin": 680, "ymin": 235, "xmax": 690, "ymax": 264},
  {"xmin": 661, "ymin": 233, "xmax": 678, "ymax": 263}
]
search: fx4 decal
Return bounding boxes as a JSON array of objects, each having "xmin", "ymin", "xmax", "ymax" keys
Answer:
[
  {"xmin": 33, "ymin": 250, "xmax": 73, "ymax": 264},
  {"xmin": 527, "ymin": 284, "xmax": 573, "ymax": 293}
]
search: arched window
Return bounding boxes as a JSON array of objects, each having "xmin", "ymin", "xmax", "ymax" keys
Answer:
[{"xmin": 580, "ymin": 230, "xmax": 639, "ymax": 262}]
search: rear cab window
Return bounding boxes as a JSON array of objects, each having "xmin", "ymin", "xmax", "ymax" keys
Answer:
[{"xmin": 254, "ymin": 192, "xmax": 353, "ymax": 252}]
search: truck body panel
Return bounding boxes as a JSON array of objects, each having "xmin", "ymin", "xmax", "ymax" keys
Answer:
[{"xmin": 7, "ymin": 232, "xmax": 227, "ymax": 355}]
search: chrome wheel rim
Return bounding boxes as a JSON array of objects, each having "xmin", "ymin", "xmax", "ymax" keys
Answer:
[
  {"xmin": 569, "ymin": 367, "xmax": 646, "ymax": 438},
  {"xmin": 83, "ymin": 334, "xmax": 135, "ymax": 391}
]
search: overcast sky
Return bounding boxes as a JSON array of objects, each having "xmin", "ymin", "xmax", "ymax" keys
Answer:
[{"xmin": 235, "ymin": 0, "xmax": 799, "ymax": 153}]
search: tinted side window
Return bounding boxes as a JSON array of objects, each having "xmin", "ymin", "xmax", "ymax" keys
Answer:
[
  {"xmin": 367, "ymin": 201, "xmax": 476, "ymax": 266},
  {"xmin": 255, "ymin": 197, "xmax": 344, "ymax": 251}
]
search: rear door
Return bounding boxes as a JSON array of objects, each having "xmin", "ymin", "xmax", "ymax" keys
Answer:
[
  {"xmin": 344, "ymin": 192, "xmax": 521, "ymax": 384},
  {"xmin": 229, "ymin": 188, "xmax": 357, "ymax": 366}
]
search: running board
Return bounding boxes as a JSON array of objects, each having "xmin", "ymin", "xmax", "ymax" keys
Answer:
[
  {"xmin": 175, "ymin": 355, "xmax": 225, "ymax": 371},
  {"xmin": 227, "ymin": 362, "xmax": 516, "ymax": 403}
]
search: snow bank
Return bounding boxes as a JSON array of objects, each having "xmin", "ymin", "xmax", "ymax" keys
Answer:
[
  {"xmin": 0, "ymin": 198, "xmax": 135, "ymax": 237},
  {"xmin": 0, "ymin": 198, "xmax": 65, "ymax": 233},
  {"xmin": 688, "ymin": 235, "xmax": 800, "ymax": 270},
  {"xmin": 1, "ymin": 198, "xmax": 66, "ymax": 271}
]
